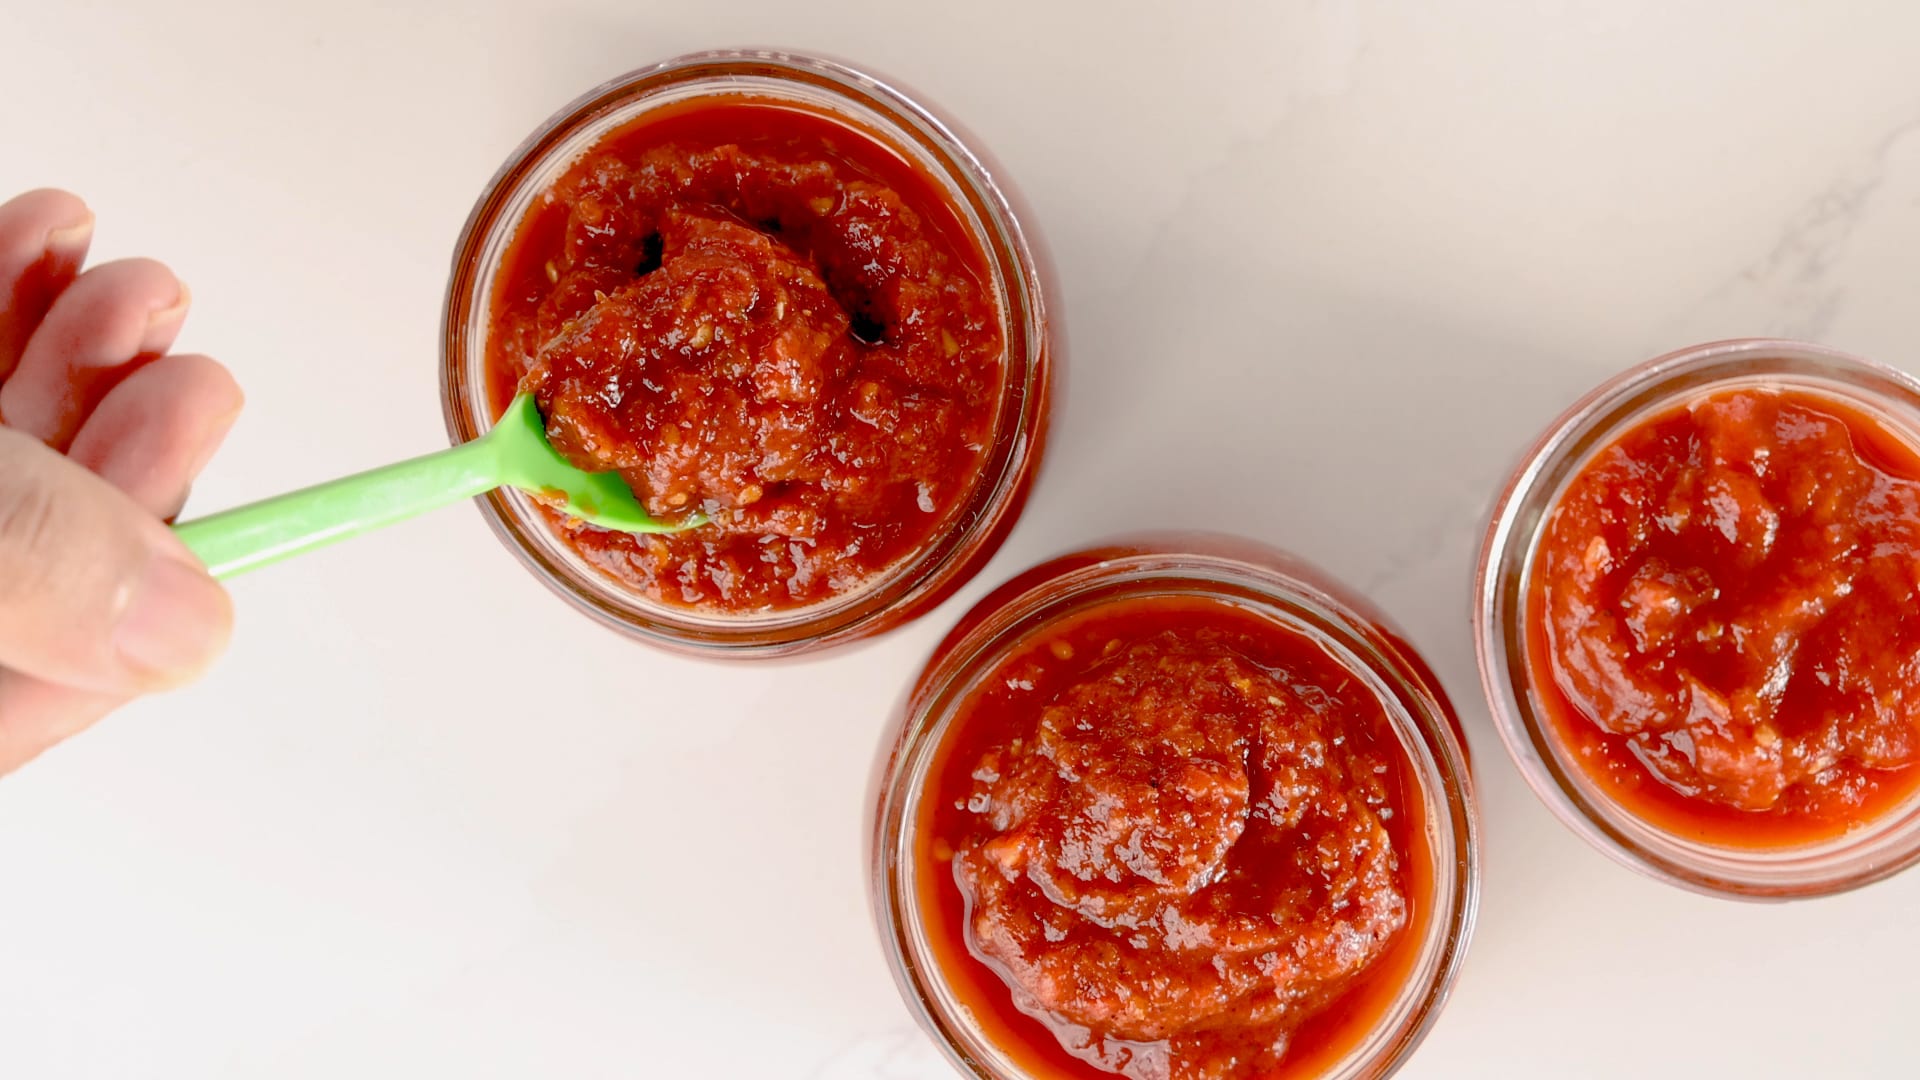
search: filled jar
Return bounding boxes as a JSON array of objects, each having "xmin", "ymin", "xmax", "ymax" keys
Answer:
[
  {"xmin": 1477, "ymin": 338, "xmax": 1920, "ymax": 897},
  {"xmin": 874, "ymin": 536, "xmax": 1478, "ymax": 1079},
  {"xmin": 442, "ymin": 50, "xmax": 1050, "ymax": 656}
]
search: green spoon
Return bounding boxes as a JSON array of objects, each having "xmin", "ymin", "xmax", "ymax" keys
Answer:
[{"xmin": 173, "ymin": 393, "xmax": 693, "ymax": 578}]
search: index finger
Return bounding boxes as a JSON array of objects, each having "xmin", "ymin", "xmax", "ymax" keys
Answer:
[{"xmin": 0, "ymin": 189, "xmax": 94, "ymax": 382}]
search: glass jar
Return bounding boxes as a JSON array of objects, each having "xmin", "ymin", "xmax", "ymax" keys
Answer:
[
  {"xmin": 872, "ymin": 534, "xmax": 1479, "ymax": 1079},
  {"xmin": 441, "ymin": 50, "xmax": 1052, "ymax": 657},
  {"xmin": 1476, "ymin": 338, "xmax": 1920, "ymax": 898}
]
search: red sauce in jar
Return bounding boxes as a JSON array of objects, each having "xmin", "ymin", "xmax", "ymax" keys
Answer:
[
  {"xmin": 917, "ymin": 595, "xmax": 1433, "ymax": 1080},
  {"xmin": 486, "ymin": 98, "xmax": 1002, "ymax": 612},
  {"xmin": 1530, "ymin": 386, "xmax": 1920, "ymax": 845}
]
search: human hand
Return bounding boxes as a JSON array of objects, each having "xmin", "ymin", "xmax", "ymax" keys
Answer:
[{"xmin": 0, "ymin": 189, "xmax": 242, "ymax": 776}]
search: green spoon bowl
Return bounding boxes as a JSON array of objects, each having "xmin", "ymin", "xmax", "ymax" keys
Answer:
[{"xmin": 174, "ymin": 393, "xmax": 695, "ymax": 578}]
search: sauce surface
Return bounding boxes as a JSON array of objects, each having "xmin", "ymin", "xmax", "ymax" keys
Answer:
[
  {"xmin": 1531, "ymin": 387, "xmax": 1920, "ymax": 844},
  {"xmin": 919, "ymin": 595, "xmax": 1429, "ymax": 1080},
  {"xmin": 487, "ymin": 98, "xmax": 1002, "ymax": 611}
]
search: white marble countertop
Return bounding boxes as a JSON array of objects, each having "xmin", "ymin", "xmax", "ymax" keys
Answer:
[{"xmin": 4, "ymin": 2, "xmax": 1918, "ymax": 1077}]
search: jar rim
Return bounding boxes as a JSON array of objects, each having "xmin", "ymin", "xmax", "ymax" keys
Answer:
[
  {"xmin": 439, "ymin": 49, "xmax": 1050, "ymax": 657},
  {"xmin": 873, "ymin": 537, "xmax": 1480, "ymax": 1079},
  {"xmin": 1474, "ymin": 337, "xmax": 1920, "ymax": 899}
]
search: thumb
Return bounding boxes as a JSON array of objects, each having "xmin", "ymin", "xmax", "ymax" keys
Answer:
[{"xmin": 0, "ymin": 426, "xmax": 231, "ymax": 694}]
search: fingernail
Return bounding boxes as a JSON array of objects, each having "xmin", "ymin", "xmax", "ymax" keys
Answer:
[
  {"xmin": 113, "ymin": 554, "xmax": 231, "ymax": 685},
  {"xmin": 138, "ymin": 280, "xmax": 191, "ymax": 354},
  {"xmin": 185, "ymin": 402, "xmax": 243, "ymax": 480},
  {"xmin": 43, "ymin": 212, "xmax": 94, "ymax": 256}
]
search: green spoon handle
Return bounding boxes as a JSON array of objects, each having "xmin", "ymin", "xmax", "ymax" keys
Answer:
[{"xmin": 173, "ymin": 438, "xmax": 502, "ymax": 579}]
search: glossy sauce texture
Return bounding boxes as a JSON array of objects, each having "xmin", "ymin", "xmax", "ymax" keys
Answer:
[
  {"xmin": 487, "ymin": 98, "xmax": 1002, "ymax": 611},
  {"xmin": 919, "ymin": 596, "xmax": 1430, "ymax": 1080},
  {"xmin": 1532, "ymin": 387, "xmax": 1920, "ymax": 844}
]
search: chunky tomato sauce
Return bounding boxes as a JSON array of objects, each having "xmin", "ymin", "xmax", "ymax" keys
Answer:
[
  {"xmin": 918, "ymin": 596, "xmax": 1431, "ymax": 1080},
  {"xmin": 1531, "ymin": 387, "xmax": 1920, "ymax": 845},
  {"xmin": 487, "ymin": 98, "xmax": 1002, "ymax": 611}
]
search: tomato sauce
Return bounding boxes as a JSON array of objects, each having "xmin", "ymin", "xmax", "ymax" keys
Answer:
[
  {"xmin": 1530, "ymin": 387, "xmax": 1920, "ymax": 845},
  {"xmin": 486, "ymin": 98, "xmax": 1002, "ymax": 612},
  {"xmin": 917, "ymin": 595, "xmax": 1433, "ymax": 1080}
]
